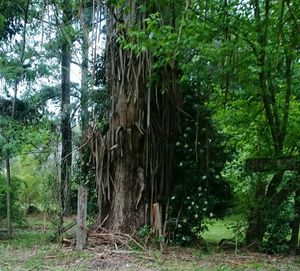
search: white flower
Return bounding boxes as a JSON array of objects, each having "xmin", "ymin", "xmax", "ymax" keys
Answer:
[
  {"xmin": 188, "ymin": 206, "xmax": 191, "ymax": 210},
  {"xmin": 183, "ymin": 219, "xmax": 187, "ymax": 223},
  {"xmin": 179, "ymin": 162, "xmax": 183, "ymax": 166},
  {"xmin": 191, "ymin": 201, "xmax": 194, "ymax": 205},
  {"xmin": 203, "ymin": 208, "xmax": 207, "ymax": 211},
  {"xmin": 204, "ymin": 201, "xmax": 208, "ymax": 205},
  {"xmin": 171, "ymin": 196, "xmax": 176, "ymax": 200},
  {"xmin": 176, "ymin": 141, "xmax": 180, "ymax": 146},
  {"xmin": 209, "ymin": 213, "xmax": 213, "ymax": 217},
  {"xmin": 187, "ymin": 196, "xmax": 190, "ymax": 200},
  {"xmin": 178, "ymin": 224, "xmax": 182, "ymax": 228},
  {"xmin": 202, "ymin": 175, "xmax": 207, "ymax": 180},
  {"xmin": 198, "ymin": 187, "xmax": 202, "ymax": 191},
  {"xmin": 194, "ymin": 214, "xmax": 198, "ymax": 218}
]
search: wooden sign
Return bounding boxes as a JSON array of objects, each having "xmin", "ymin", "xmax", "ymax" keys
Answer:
[{"xmin": 246, "ymin": 156, "xmax": 300, "ymax": 172}]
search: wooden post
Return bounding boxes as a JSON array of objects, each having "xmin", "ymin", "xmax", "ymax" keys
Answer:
[
  {"xmin": 152, "ymin": 203, "xmax": 163, "ymax": 250},
  {"xmin": 76, "ymin": 185, "xmax": 88, "ymax": 250}
]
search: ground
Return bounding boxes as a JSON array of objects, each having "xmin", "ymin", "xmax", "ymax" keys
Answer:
[{"xmin": 1, "ymin": 215, "xmax": 300, "ymax": 271}]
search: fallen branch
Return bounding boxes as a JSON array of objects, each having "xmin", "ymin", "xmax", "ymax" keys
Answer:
[{"xmin": 50, "ymin": 221, "xmax": 77, "ymax": 242}]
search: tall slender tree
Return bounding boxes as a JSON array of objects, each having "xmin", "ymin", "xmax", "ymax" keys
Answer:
[{"xmin": 60, "ymin": 0, "xmax": 73, "ymax": 216}]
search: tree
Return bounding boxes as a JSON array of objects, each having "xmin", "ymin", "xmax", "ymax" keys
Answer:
[
  {"xmin": 91, "ymin": 1, "xmax": 183, "ymax": 232},
  {"xmin": 60, "ymin": 0, "xmax": 74, "ymax": 216},
  {"xmin": 208, "ymin": 0, "xmax": 300, "ymax": 250},
  {"xmin": 0, "ymin": 0, "xmax": 31, "ymax": 238}
]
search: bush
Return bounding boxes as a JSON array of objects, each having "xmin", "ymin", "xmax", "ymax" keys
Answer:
[
  {"xmin": 261, "ymin": 200, "xmax": 294, "ymax": 254},
  {"xmin": 168, "ymin": 93, "xmax": 233, "ymax": 245},
  {"xmin": 169, "ymin": 187, "xmax": 210, "ymax": 245},
  {"xmin": 0, "ymin": 174, "xmax": 25, "ymax": 227}
]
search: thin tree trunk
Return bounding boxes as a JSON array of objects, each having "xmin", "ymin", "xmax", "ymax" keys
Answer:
[
  {"xmin": 6, "ymin": 157, "xmax": 12, "ymax": 238},
  {"xmin": 5, "ymin": 80, "xmax": 19, "ymax": 238},
  {"xmin": 61, "ymin": 0, "xmax": 73, "ymax": 216},
  {"xmin": 289, "ymin": 189, "xmax": 300, "ymax": 255},
  {"xmin": 80, "ymin": 2, "xmax": 90, "ymax": 132}
]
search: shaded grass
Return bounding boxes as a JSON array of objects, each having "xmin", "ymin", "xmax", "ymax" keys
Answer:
[
  {"xmin": 0, "ymin": 215, "xmax": 93, "ymax": 271},
  {"xmin": 143, "ymin": 246, "xmax": 300, "ymax": 271},
  {"xmin": 1, "ymin": 215, "xmax": 300, "ymax": 270}
]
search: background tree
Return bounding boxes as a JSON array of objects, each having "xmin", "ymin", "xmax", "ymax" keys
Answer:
[
  {"xmin": 59, "ymin": 0, "xmax": 74, "ymax": 216},
  {"xmin": 208, "ymin": 0, "xmax": 300, "ymax": 252}
]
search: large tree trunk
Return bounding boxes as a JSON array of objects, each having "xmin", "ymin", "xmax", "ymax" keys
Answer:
[
  {"xmin": 245, "ymin": 180, "xmax": 267, "ymax": 248},
  {"xmin": 92, "ymin": 2, "xmax": 180, "ymax": 232},
  {"xmin": 60, "ymin": 0, "xmax": 73, "ymax": 216},
  {"xmin": 245, "ymin": 207, "xmax": 267, "ymax": 249}
]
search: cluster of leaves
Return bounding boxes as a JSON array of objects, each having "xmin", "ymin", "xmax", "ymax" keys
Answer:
[{"xmin": 0, "ymin": 0, "xmax": 27, "ymax": 40}]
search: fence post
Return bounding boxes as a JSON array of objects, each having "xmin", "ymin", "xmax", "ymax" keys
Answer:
[{"xmin": 76, "ymin": 185, "xmax": 88, "ymax": 250}]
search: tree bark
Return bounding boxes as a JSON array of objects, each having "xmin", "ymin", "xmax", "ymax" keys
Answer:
[
  {"xmin": 80, "ymin": 1, "xmax": 91, "ymax": 132},
  {"xmin": 245, "ymin": 208, "xmax": 266, "ymax": 249},
  {"xmin": 93, "ymin": 2, "xmax": 181, "ymax": 232},
  {"xmin": 245, "ymin": 180, "xmax": 267, "ymax": 248},
  {"xmin": 60, "ymin": 0, "xmax": 73, "ymax": 216}
]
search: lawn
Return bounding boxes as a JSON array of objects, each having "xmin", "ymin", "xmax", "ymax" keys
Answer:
[
  {"xmin": 0, "ymin": 215, "xmax": 300, "ymax": 271},
  {"xmin": 202, "ymin": 215, "xmax": 241, "ymax": 245}
]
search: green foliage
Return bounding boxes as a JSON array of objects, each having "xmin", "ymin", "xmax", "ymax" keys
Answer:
[
  {"xmin": 169, "ymin": 191, "xmax": 210, "ymax": 245},
  {"xmin": 0, "ymin": 174, "xmax": 25, "ymax": 226},
  {"xmin": 169, "ymin": 88, "xmax": 232, "ymax": 245},
  {"xmin": 0, "ymin": 0, "xmax": 27, "ymax": 40},
  {"xmin": 261, "ymin": 200, "xmax": 294, "ymax": 254},
  {"xmin": 138, "ymin": 224, "xmax": 151, "ymax": 238}
]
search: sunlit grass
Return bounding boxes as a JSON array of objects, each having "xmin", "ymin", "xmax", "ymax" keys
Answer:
[{"xmin": 202, "ymin": 215, "xmax": 245, "ymax": 245}]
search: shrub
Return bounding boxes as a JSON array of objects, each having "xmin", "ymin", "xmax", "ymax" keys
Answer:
[{"xmin": 261, "ymin": 200, "xmax": 294, "ymax": 254}]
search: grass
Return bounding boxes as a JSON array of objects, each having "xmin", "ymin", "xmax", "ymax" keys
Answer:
[
  {"xmin": 1, "ymin": 214, "xmax": 300, "ymax": 270},
  {"xmin": 202, "ymin": 215, "xmax": 240, "ymax": 245},
  {"xmin": 0, "ymin": 215, "xmax": 93, "ymax": 271}
]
